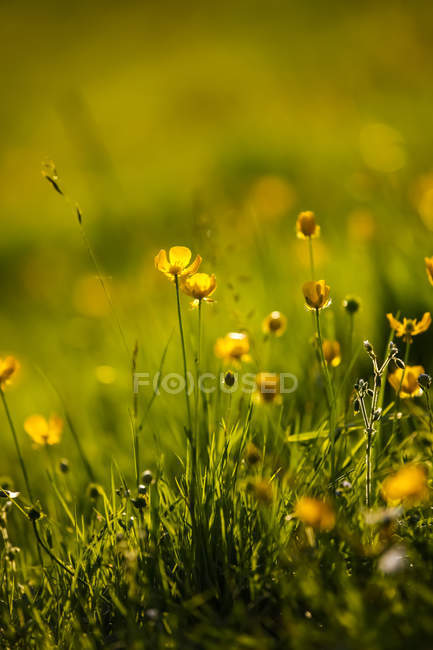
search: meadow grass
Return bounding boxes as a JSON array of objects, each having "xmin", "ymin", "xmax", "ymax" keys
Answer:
[{"xmin": 1, "ymin": 198, "xmax": 433, "ymax": 650}]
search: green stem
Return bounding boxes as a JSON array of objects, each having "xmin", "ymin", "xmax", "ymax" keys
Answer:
[
  {"xmin": 392, "ymin": 339, "xmax": 411, "ymax": 437},
  {"xmin": 315, "ymin": 310, "xmax": 337, "ymax": 483},
  {"xmin": 424, "ymin": 389, "xmax": 433, "ymax": 434},
  {"xmin": 1, "ymin": 389, "xmax": 33, "ymax": 501},
  {"xmin": 174, "ymin": 275, "xmax": 192, "ymax": 434},
  {"xmin": 308, "ymin": 237, "xmax": 315, "ymax": 280},
  {"xmin": 195, "ymin": 300, "xmax": 202, "ymax": 447}
]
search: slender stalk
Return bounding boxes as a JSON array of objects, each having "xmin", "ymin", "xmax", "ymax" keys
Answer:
[
  {"xmin": 174, "ymin": 275, "xmax": 192, "ymax": 434},
  {"xmin": 424, "ymin": 389, "xmax": 433, "ymax": 433},
  {"xmin": 195, "ymin": 299, "xmax": 202, "ymax": 439},
  {"xmin": 391, "ymin": 339, "xmax": 411, "ymax": 437},
  {"xmin": 314, "ymin": 309, "xmax": 337, "ymax": 482},
  {"xmin": 132, "ymin": 341, "xmax": 140, "ymax": 487},
  {"xmin": 1, "ymin": 389, "xmax": 33, "ymax": 501},
  {"xmin": 308, "ymin": 237, "xmax": 315, "ymax": 280}
]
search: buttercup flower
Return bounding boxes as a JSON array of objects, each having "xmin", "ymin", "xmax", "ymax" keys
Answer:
[
  {"xmin": 388, "ymin": 365, "xmax": 424, "ymax": 398},
  {"xmin": 262, "ymin": 311, "xmax": 287, "ymax": 337},
  {"xmin": 296, "ymin": 211, "xmax": 320, "ymax": 239},
  {"xmin": 0, "ymin": 356, "xmax": 19, "ymax": 389},
  {"xmin": 24, "ymin": 414, "xmax": 63, "ymax": 446},
  {"xmin": 294, "ymin": 497, "xmax": 335, "ymax": 531},
  {"xmin": 253, "ymin": 372, "xmax": 282, "ymax": 405},
  {"xmin": 382, "ymin": 465, "xmax": 429, "ymax": 506},
  {"xmin": 181, "ymin": 272, "xmax": 216, "ymax": 307},
  {"xmin": 322, "ymin": 340, "xmax": 342, "ymax": 367},
  {"xmin": 386, "ymin": 312, "xmax": 431, "ymax": 343},
  {"xmin": 302, "ymin": 280, "xmax": 331, "ymax": 311},
  {"xmin": 425, "ymin": 256, "xmax": 433, "ymax": 286},
  {"xmin": 154, "ymin": 246, "xmax": 202, "ymax": 282},
  {"xmin": 214, "ymin": 332, "xmax": 251, "ymax": 367}
]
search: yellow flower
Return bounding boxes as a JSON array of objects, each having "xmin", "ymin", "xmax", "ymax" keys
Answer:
[
  {"xmin": 262, "ymin": 311, "xmax": 287, "ymax": 337},
  {"xmin": 322, "ymin": 340, "xmax": 341, "ymax": 367},
  {"xmin": 214, "ymin": 332, "xmax": 251, "ymax": 367},
  {"xmin": 24, "ymin": 414, "xmax": 63, "ymax": 446},
  {"xmin": 180, "ymin": 272, "xmax": 216, "ymax": 307},
  {"xmin": 253, "ymin": 372, "xmax": 282, "ymax": 405},
  {"xmin": 296, "ymin": 211, "xmax": 320, "ymax": 239},
  {"xmin": 0, "ymin": 356, "xmax": 19, "ymax": 389},
  {"xmin": 388, "ymin": 365, "xmax": 424, "ymax": 398},
  {"xmin": 154, "ymin": 246, "xmax": 202, "ymax": 282},
  {"xmin": 294, "ymin": 497, "xmax": 335, "ymax": 531},
  {"xmin": 425, "ymin": 256, "xmax": 433, "ymax": 286},
  {"xmin": 302, "ymin": 280, "xmax": 331, "ymax": 311},
  {"xmin": 386, "ymin": 312, "xmax": 431, "ymax": 343},
  {"xmin": 382, "ymin": 465, "xmax": 429, "ymax": 506}
]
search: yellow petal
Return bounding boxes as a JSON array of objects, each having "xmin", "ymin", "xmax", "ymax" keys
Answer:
[
  {"xmin": 24, "ymin": 414, "xmax": 49, "ymax": 445},
  {"xmin": 180, "ymin": 254, "xmax": 202, "ymax": 278},
  {"xmin": 154, "ymin": 249, "xmax": 169, "ymax": 272},
  {"xmin": 168, "ymin": 246, "xmax": 192, "ymax": 269},
  {"xmin": 386, "ymin": 313, "xmax": 402, "ymax": 331}
]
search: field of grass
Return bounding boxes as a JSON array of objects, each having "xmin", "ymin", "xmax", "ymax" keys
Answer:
[{"xmin": 3, "ymin": 2, "xmax": 433, "ymax": 648}]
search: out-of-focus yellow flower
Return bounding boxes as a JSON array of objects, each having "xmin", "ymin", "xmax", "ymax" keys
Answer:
[
  {"xmin": 154, "ymin": 246, "xmax": 202, "ymax": 282},
  {"xmin": 382, "ymin": 465, "xmax": 429, "ymax": 506},
  {"xmin": 248, "ymin": 175, "xmax": 295, "ymax": 222},
  {"xmin": 214, "ymin": 332, "xmax": 251, "ymax": 367},
  {"xmin": 296, "ymin": 211, "xmax": 320, "ymax": 239},
  {"xmin": 302, "ymin": 280, "xmax": 331, "ymax": 311},
  {"xmin": 95, "ymin": 365, "xmax": 117, "ymax": 384},
  {"xmin": 322, "ymin": 340, "xmax": 341, "ymax": 367},
  {"xmin": 253, "ymin": 372, "xmax": 282, "ymax": 405},
  {"xmin": 388, "ymin": 365, "xmax": 424, "ymax": 398},
  {"xmin": 425, "ymin": 256, "xmax": 433, "ymax": 286},
  {"xmin": 262, "ymin": 311, "xmax": 287, "ymax": 337},
  {"xmin": 294, "ymin": 497, "xmax": 335, "ymax": 531},
  {"xmin": 386, "ymin": 313, "xmax": 431, "ymax": 343},
  {"xmin": 24, "ymin": 414, "xmax": 63, "ymax": 446},
  {"xmin": 0, "ymin": 357, "xmax": 19, "ymax": 389},
  {"xmin": 181, "ymin": 272, "xmax": 216, "ymax": 307}
]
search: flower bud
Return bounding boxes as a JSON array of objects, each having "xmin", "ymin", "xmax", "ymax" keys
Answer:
[
  {"xmin": 224, "ymin": 371, "xmax": 235, "ymax": 387},
  {"xmin": 342, "ymin": 297, "xmax": 360, "ymax": 314},
  {"xmin": 141, "ymin": 470, "xmax": 153, "ymax": 485},
  {"xmin": 28, "ymin": 508, "xmax": 41, "ymax": 521},
  {"xmin": 418, "ymin": 373, "xmax": 432, "ymax": 390}
]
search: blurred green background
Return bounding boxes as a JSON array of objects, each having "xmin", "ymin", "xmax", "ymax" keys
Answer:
[{"xmin": 2, "ymin": 0, "xmax": 433, "ymax": 486}]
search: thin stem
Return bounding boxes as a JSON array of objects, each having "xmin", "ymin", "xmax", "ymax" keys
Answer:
[
  {"xmin": 174, "ymin": 275, "xmax": 192, "ymax": 434},
  {"xmin": 132, "ymin": 341, "xmax": 140, "ymax": 487},
  {"xmin": 194, "ymin": 300, "xmax": 202, "ymax": 447},
  {"xmin": 308, "ymin": 237, "xmax": 315, "ymax": 280},
  {"xmin": 392, "ymin": 339, "xmax": 411, "ymax": 437},
  {"xmin": 366, "ymin": 430, "xmax": 372, "ymax": 508},
  {"xmin": 424, "ymin": 389, "xmax": 433, "ymax": 433},
  {"xmin": 314, "ymin": 309, "xmax": 337, "ymax": 482},
  {"xmin": 1, "ymin": 389, "xmax": 33, "ymax": 501}
]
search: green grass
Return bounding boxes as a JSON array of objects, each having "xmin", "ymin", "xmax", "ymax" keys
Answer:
[{"xmin": 2, "ymin": 207, "xmax": 433, "ymax": 648}]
